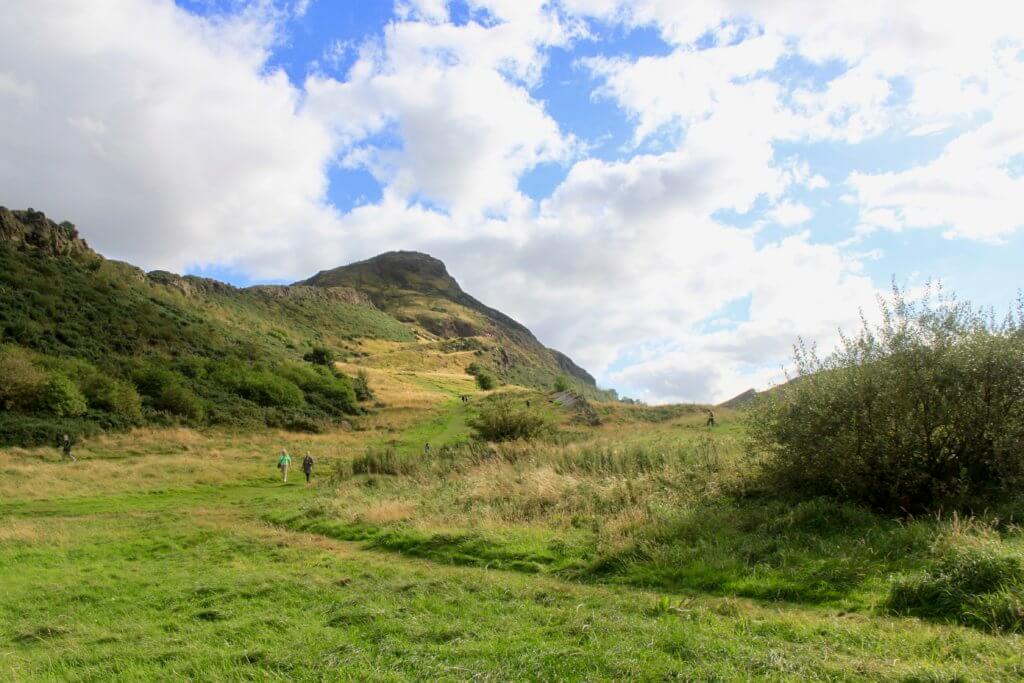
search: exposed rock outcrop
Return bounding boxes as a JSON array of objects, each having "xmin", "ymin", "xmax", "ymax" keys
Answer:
[{"xmin": 0, "ymin": 207, "xmax": 93, "ymax": 257}]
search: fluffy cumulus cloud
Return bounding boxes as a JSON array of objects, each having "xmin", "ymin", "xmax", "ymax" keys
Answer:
[
  {"xmin": 0, "ymin": 0, "xmax": 345, "ymax": 273},
  {"xmin": 303, "ymin": 3, "xmax": 573, "ymax": 220},
  {"xmin": 1, "ymin": 0, "xmax": 1021, "ymax": 402}
]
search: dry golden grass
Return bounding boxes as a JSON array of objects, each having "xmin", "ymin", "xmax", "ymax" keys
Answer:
[
  {"xmin": 335, "ymin": 362, "xmax": 460, "ymax": 408},
  {"xmin": 0, "ymin": 517, "xmax": 69, "ymax": 544},
  {"xmin": 355, "ymin": 501, "xmax": 417, "ymax": 524}
]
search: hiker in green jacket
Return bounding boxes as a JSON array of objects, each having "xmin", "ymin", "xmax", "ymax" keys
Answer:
[{"xmin": 277, "ymin": 449, "xmax": 292, "ymax": 483}]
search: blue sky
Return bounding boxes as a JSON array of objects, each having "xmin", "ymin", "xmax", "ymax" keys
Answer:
[{"xmin": 3, "ymin": 0, "xmax": 1022, "ymax": 402}]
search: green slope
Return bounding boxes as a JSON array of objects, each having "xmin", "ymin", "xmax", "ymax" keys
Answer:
[
  {"xmin": 301, "ymin": 251, "xmax": 612, "ymax": 399},
  {"xmin": 0, "ymin": 208, "xmax": 607, "ymax": 444}
]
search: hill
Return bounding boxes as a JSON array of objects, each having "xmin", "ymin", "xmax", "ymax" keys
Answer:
[
  {"xmin": 300, "ymin": 251, "xmax": 603, "ymax": 393},
  {"xmin": 0, "ymin": 208, "xmax": 605, "ymax": 445}
]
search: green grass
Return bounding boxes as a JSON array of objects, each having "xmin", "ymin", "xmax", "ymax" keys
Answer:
[
  {"xmin": 4, "ymin": 473, "xmax": 1024, "ymax": 680},
  {"xmin": 4, "ymin": 400, "xmax": 1024, "ymax": 679}
]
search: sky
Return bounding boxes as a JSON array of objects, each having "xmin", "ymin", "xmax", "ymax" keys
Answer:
[{"xmin": 1, "ymin": 0, "xmax": 1022, "ymax": 403}]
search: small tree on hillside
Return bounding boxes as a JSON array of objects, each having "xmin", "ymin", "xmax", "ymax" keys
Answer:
[
  {"xmin": 749, "ymin": 284, "xmax": 1024, "ymax": 513},
  {"xmin": 469, "ymin": 397, "xmax": 553, "ymax": 442},
  {"xmin": 353, "ymin": 369, "xmax": 374, "ymax": 401},
  {"xmin": 303, "ymin": 346, "xmax": 335, "ymax": 366},
  {"xmin": 553, "ymin": 375, "xmax": 571, "ymax": 392},
  {"xmin": 475, "ymin": 371, "xmax": 497, "ymax": 391}
]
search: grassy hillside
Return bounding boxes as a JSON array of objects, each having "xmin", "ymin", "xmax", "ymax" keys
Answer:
[
  {"xmin": 301, "ymin": 251, "xmax": 613, "ymax": 399},
  {"xmin": 0, "ymin": 209, "xmax": 609, "ymax": 445}
]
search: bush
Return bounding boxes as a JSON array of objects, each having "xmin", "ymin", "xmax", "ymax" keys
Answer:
[
  {"xmin": 82, "ymin": 374, "xmax": 143, "ymax": 422},
  {"xmin": 276, "ymin": 362, "xmax": 356, "ymax": 414},
  {"xmin": 39, "ymin": 374, "xmax": 88, "ymax": 417},
  {"xmin": 750, "ymin": 285, "xmax": 1024, "ymax": 512},
  {"xmin": 210, "ymin": 362, "xmax": 306, "ymax": 409},
  {"xmin": 303, "ymin": 346, "xmax": 335, "ymax": 366},
  {"xmin": 155, "ymin": 383, "xmax": 206, "ymax": 421},
  {"xmin": 0, "ymin": 346, "xmax": 48, "ymax": 410},
  {"xmin": 475, "ymin": 372, "xmax": 497, "ymax": 391},
  {"xmin": 132, "ymin": 364, "xmax": 182, "ymax": 398},
  {"xmin": 553, "ymin": 374, "xmax": 570, "ymax": 392},
  {"xmin": 353, "ymin": 370, "xmax": 374, "ymax": 402},
  {"xmin": 0, "ymin": 413, "xmax": 101, "ymax": 447},
  {"xmin": 469, "ymin": 397, "xmax": 554, "ymax": 442}
]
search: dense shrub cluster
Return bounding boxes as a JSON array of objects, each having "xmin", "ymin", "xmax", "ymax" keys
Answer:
[
  {"xmin": 0, "ymin": 246, "xmax": 368, "ymax": 445},
  {"xmin": 750, "ymin": 286, "xmax": 1024, "ymax": 512},
  {"xmin": 469, "ymin": 397, "xmax": 553, "ymax": 442},
  {"xmin": 466, "ymin": 362, "xmax": 498, "ymax": 390}
]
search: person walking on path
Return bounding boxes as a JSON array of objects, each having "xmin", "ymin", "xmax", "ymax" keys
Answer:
[
  {"xmin": 60, "ymin": 434, "xmax": 76, "ymax": 462},
  {"xmin": 277, "ymin": 449, "xmax": 292, "ymax": 483},
  {"xmin": 302, "ymin": 453, "xmax": 314, "ymax": 486}
]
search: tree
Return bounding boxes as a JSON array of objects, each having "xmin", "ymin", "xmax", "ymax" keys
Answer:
[
  {"xmin": 303, "ymin": 346, "xmax": 335, "ymax": 366},
  {"xmin": 475, "ymin": 371, "xmax": 497, "ymax": 391}
]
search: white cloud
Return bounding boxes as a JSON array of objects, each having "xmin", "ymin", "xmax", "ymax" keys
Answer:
[
  {"xmin": 2, "ymin": 0, "xmax": 1019, "ymax": 404},
  {"xmin": 849, "ymin": 91, "xmax": 1024, "ymax": 242},
  {"xmin": 768, "ymin": 201, "xmax": 812, "ymax": 227},
  {"xmin": 305, "ymin": 1, "xmax": 573, "ymax": 220},
  {"xmin": 0, "ymin": 0, "xmax": 340, "ymax": 272}
]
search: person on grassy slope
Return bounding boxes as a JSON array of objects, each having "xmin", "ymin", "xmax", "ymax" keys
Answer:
[
  {"xmin": 302, "ymin": 453, "xmax": 314, "ymax": 485},
  {"xmin": 706, "ymin": 410, "xmax": 716, "ymax": 428},
  {"xmin": 277, "ymin": 449, "xmax": 291, "ymax": 483},
  {"xmin": 424, "ymin": 442, "xmax": 431, "ymax": 456},
  {"xmin": 60, "ymin": 434, "xmax": 76, "ymax": 462}
]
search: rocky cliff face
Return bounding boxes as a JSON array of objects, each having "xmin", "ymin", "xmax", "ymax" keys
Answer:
[{"xmin": 0, "ymin": 207, "xmax": 93, "ymax": 257}]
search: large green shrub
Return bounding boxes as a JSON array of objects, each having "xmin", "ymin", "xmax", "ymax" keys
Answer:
[
  {"xmin": 469, "ymin": 397, "xmax": 553, "ymax": 442},
  {"xmin": 39, "ymin": 374, "xmax": 88, "ymax": 417},
  {"xmin": 82, "ymin": 374, "xmax": 143, "ymax": 422},
  {"xmin": 475, "ymin": 371, "xmax": 497, "ymax": 391},
  {"xmin": 0, "ymin": 345, "xmax": 48, "ymax": 410},
  {"xmin": 210, "ymin": 361, "xmax": 305, "ymax": 409},
  {"xmin": 303, "ymin": 346, "xmax": 335, "ymax": 366},
  {"xmin": 749, "ymin": 286, "xmax": 1024, "ymax": 512},
  {"xmin": 275, "ymin": 362, "xmax": 356, "ymax": 414},
  {"xmin": 155, "ymin": 383, "xmax": 206, "ymax": 421}
]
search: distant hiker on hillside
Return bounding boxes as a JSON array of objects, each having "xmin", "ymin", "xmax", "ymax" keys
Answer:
[
  {"xmin": 60, "ymin": 434, "xmax": 76, "ymax": 462},
  {"xmin": 706, "ymin": 410, "xmax": 716, "ymax": 428},
  {"xmin": 302, "ymin": 453, "xmax": 314, "ymax": 485},
  {"xmin": 277, "ymin": 449, "xmax": 292, "ymax": 483},
  {"xmin": 526, "ymin": 399, "xmax": 531, "ymax": 408},
  {"xmin": 424, "ymin": 442, "xmax": 431, "ymax": 456}
]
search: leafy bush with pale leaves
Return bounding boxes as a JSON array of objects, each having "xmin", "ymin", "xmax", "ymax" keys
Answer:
[{"xmin": 749, "ymin": 285, "xmax": 1024, "ymax": 512}]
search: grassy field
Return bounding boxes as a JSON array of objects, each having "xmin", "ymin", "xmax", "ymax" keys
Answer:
[{"xmin": 3, "ymin": 368, "xmax": 1024, "ymax": 680}]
